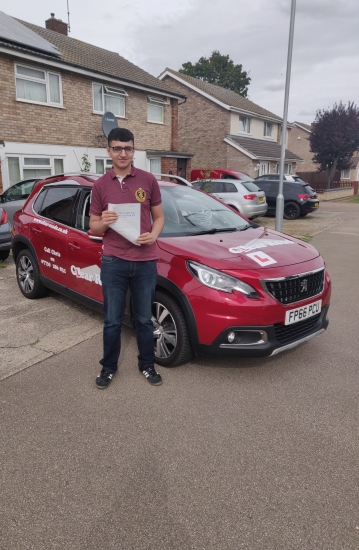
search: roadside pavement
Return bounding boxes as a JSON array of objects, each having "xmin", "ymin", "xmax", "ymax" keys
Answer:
[{"xmin": 1, "ymin": 201, "xmax": 359, "ymax": 549}]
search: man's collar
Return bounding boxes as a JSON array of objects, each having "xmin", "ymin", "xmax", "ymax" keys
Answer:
[{"xmin": 109, "ymin": 165, "xmax": 137, "ymax": 180}]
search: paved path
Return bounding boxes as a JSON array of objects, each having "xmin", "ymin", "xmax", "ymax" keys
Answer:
[{"xmin": 1, "ymin": 201, "xmax": 359, "ymax": 550}]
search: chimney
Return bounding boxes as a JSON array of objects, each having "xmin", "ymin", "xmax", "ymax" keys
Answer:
[{"xmin": 45, "ymin": 13, "xmax": 68, "ymax": 36}]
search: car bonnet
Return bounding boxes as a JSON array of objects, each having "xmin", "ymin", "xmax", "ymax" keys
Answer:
[{"xmin": 157, "ymin": 227, "xmax": 320, "ymax": 270}]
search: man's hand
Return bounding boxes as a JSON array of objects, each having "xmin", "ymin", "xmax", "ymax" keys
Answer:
[
  {"xmin": 135, "ymin": 232, "xmax": 156, "ymax": 245},
  {"xmin": 101, "ymin": 210, "xmax": 118, "ymax": 226}
]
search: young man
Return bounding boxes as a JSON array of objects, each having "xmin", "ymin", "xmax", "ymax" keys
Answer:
[{"xmin": 90, "ymin": 128, "xmax": 165, "ymax": 389}]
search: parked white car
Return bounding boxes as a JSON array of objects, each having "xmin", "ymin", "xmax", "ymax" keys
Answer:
[{"xmin": 191, "ymin": 178, "xmax": 267, "ymax": 219}]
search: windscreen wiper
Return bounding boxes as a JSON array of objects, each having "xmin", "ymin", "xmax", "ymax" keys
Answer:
[{"xmin": 186, "ymin": 227, "xmax": 239, "ymax": 236}]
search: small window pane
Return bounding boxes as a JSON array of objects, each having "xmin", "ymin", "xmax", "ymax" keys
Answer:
[
  {"xmin": 239, "ymin": 117, "xmax": 250, "ymax": 133},
  {"xmin": 17, "ymin": 66, "xmax": 45, "ymax": 80},
  {"xmin": 8, "ymin": 157, "xmax": 21, "ymax": 184},
  {"xmin": 49, "ymin": 73, "xmax": 60, "ymax": 103},
  {"xmin": 16, "ymin": 78, "xmax": 47, "ymax": 102},
  {"xmin": 54, "ymin": 159, "xmax": 64, "ymax": 174},
  {"xmin": 38, "ymin": 187, "xmax": 78, "ymax": 225},
  {"xmin": 149, "ymin": 158, "xmax": 161, "ymax": 174},
  {"xmin": 24, "ymin": 158, "xmax": 51, "ymax": 166},
  {"xmin": 104, "ymin": 94, "xmax": 124, "ymax": 117},
  {"xmin": 93, "ymin": 83, "xmax": 103, "ymax": 111},
  {"xmin": 148, "ymin": 103, "xmax": 163, "ymax": 123},
  {"xmin": 96, "ymin": 159, "xmax": 105, "ymax": 174},
  {"xmin": 23, "ymin": 169, "xmax": 51, "ymax": 179}
]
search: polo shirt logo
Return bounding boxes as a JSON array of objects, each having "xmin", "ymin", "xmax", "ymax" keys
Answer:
[{"xmin": 135, "ymin": 188, "xmax": 146, "ymax": 202}]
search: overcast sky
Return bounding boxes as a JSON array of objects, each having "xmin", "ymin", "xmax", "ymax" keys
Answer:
[{"xmin": 2, "ymin": 0, "xmax": 359, "ymax": 124}]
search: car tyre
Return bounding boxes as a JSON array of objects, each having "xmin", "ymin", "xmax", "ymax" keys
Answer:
[
  {"xmin": 283, "ymin": 201, "xmax": 301, "ymax": 220},
  {"xmin": 0, "ymin": 249, "xmax": 10, "ymax": 261},
  {"xmin": 16, "ymin": 249, "xmax": 48, "ymax": 299},
  {"xmin": 152, "ymin": 291, "xmax": 192, "ymax": 367}
]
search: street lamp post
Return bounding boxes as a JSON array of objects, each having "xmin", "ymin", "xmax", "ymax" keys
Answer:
[{"xmin": 275, "ymin": 0, "xmax": 296, "ymax": 232}]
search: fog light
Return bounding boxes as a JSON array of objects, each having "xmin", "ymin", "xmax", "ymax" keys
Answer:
[{"xmin": 227, "ymin": 331, "xmax": 236, "ymax": 343}]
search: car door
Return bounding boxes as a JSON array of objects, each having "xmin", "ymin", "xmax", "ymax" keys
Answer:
[
  {"xmin": 30, "ymin": 185, "xmax": 79, "ymax": 287},
  {"xmin": 1, "ymin": 179, "xmax": 39, "ymax": 225},
  {"xmin": 255, "ymin": 181, "xmax": 274, "ymax": 211},
  {"xmin": 66, "ymin": 187, "xmax": 103, "ymax": 303}
]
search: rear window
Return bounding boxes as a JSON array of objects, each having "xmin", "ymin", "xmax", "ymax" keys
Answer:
[
  {"xmin": 302, "ymin": 185, "xmax": 316, "ymax": 196},
  {"xmin": 240, "ymin": 181, "xmax": 261, "ymax": 192}
]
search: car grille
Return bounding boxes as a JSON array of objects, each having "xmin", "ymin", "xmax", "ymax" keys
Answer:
[
  {"xmin": 263, "ymin": 269, "xmax": 324, "ymax": 305},
  {"xmin": 274, "ymin": 313, "xmax": 321, "ymax": 344}
]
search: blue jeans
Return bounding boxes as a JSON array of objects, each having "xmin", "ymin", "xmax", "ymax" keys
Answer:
[{"xmin": 100, "ymin": 256, "xmax": 157, "ymax": 372}]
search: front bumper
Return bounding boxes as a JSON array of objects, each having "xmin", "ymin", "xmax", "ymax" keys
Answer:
[{"xmin": 192, "ymin": 304, "xmax": 329, "ymax": 358}]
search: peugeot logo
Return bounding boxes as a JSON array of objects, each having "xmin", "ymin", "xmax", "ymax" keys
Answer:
[{"xmin": 300, "ymin": 279, "xmax": 308, "ymax": 293}]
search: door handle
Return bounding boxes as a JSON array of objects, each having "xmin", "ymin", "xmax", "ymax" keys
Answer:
[{"xmin": 68, "ymin": 242, "xmax": 81, "ymax": 250}]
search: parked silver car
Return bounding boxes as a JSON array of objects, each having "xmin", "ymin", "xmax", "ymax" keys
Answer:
[
  {"xmin": 0, "ymin": 178, "xmax": 41, "ymax": 226},
  {"xmin": 192, "ymin": 179, "xmax": 267, "ymax": 219}
]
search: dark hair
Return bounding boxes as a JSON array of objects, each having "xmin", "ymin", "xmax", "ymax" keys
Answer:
[{"xmin": 108, "ymin": 127, "xmax": 134, "ymax": 146}]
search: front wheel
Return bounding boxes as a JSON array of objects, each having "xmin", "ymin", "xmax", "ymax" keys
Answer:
[
  {"xmin": 16, "ymin": 249, "xmax": 48, "ymax": 299},
  {"xmin": 152, "ymin": 291, "xmax": 193, "ymax": 367},
  {"xmin": 283, "ymin": 201, "xmax": 301, "ymax": 220}
]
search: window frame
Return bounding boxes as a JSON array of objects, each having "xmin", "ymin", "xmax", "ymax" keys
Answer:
[
  {"xmin": 239, "ymin": 116, "xmax": 251, "ymax": 134},
  {"xmin": 6, "ymin": 155, "xmax": 65, "ymax": 185},
  {"xmin": 341, "ymin": 168, "xmax": 350, "ymax": 180},
  {"xmin": 95, "ymin": 158, "xmax": 113, "ymax": 175},
  {"xmin": 92, "ymin": 83, "xmax": 127, "ymax": 117},
  {"xmin": 147, "ymin": 96, "xmax": 166, "ymax": 124},
  {"xmin": 263, "ymin": 122, "xmax": 273, "ymax": 137},
  {"xmin": 15, "ymin": 63, "xmax": 63, "ymax": 107}
]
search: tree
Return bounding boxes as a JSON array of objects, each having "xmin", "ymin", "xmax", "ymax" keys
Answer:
[
  {"xmin": 179, "ymin": 51, "xmax": 250, "ymax": 97},
  {"xmin": 309, "ymin": 101, "xmax": 359, "ymax": 188}
]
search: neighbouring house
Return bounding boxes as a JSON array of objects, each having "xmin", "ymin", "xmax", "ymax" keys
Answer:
[
  {"xmin": 158, "ymin": 68, "xmax": 302, "ymax": 178},
  {"xmin": 0, "ymin": 11, "xmax": 193, "ymax": 192},
  {"xmin": 285, "ymin": 122, "xmax": 359, "ymax": 185}
]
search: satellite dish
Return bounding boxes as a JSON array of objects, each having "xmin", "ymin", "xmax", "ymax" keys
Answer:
[{"xmin": 102, "ymin": 112, "xmax": 118, "ymax": 138}]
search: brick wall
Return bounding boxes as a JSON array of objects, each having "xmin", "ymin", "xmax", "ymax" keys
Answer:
[
  {"xmin": 285, "ymin": 126, "xmax": 316, "ymax": 171},
  {"xmin": 0, "ymin": 54, "xmax": 172, "ymax": 152},
  {"xmin": 226, "ymin": 144, "xmax": 256, "ymax": 176},
  {"xmin": 162, "ymin": 76, "xmax": 229, "ymax": 169}
]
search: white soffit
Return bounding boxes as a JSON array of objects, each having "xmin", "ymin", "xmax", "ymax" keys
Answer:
[{"xmin": 0, "ymin": 11, "xmax": 60, "ymax": 57}]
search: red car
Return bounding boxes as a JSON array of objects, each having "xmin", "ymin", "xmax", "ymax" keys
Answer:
[{"xmin": 12, "ymin": 174, "xmax": 331, "ymax": 367}]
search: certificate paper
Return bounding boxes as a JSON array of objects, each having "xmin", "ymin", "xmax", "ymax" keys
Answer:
[{"xmin": 108, "ymin": 203, "xmax": 141, "ymax": 245}]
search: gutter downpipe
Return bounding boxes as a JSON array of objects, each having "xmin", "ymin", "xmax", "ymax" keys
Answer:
[{"xmin": 275, "ymin": 0, "xmax": 296, "ymax": 232}]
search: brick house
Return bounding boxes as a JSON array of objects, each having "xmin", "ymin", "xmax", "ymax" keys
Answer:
[
  {"xmin": 158, "ymin": 68, "xmax": 302, "ymax": 178},
  {"xmin": 286, "ymin": 122, "xmax": 359, "ymax": 184},
  {"xmin": 0, "ymin": 12, "xmax": 193, "ymax": 192}
]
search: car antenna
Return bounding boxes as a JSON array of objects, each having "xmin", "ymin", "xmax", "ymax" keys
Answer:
[{"xmin": 73, "ymin": 150, "xmax": 82, "ymax": 169}]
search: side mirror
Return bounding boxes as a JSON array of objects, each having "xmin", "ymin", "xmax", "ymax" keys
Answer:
[{"xmin": 87, "ymin": 230, "xmax": 103, "ymax": 242}]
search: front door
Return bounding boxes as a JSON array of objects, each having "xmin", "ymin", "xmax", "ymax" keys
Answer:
[
  {"xmin": 177, "ymin": 158, "xmax": 187, "ymax": 179},
  {"xmin": 259, "ymin": 162, "xmax": 269, "ymax": 176}
]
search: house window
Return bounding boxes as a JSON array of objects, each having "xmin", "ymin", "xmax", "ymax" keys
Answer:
[
  {"xmin": 96, "ymin": 158, "xmax": 113, "ymax": 174},
  {"xmin": 15, "ymin": 64, "xmax": 62, "ymax": 106},
  {"xmin": 264, "ymin": 122, "xmax": 272, "ymax": 137},
  {"xmin": 93, "ymin": 83, "xmax": 127, "ymax": 117},
  {"xmin": 341, "ymin": 168, "xmax": 350, "ymax": 179},
  {"xmin": 149, "ymin": 158, "xmax": 161, "ymax": 175},
  {"xmin": 7, "ymin": 156, "xmax": 64, "ymax": 184},
  {"xmin": 147, "ymin": 96, "xmax": 166, "ymax": 124},
  {"xmin": 239, "ymin": 116, "xmax": 251, "ymax": 133},
  {"xmin": 276, "ymin": 163, "xmax": 292, "ymax": 175}
]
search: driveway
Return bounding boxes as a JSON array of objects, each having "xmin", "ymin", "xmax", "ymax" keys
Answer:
[{"xmin": 1, "ymin": 201, "xmax": 359, "ymax": 549}]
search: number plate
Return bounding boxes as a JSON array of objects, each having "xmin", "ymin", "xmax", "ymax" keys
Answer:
[
  {"xmin": 314, "ymin": 202, "xmax": 319, "ymax": 207},
  {"xmin": 285, "ymin": 299, "xmax": 322, "ymax": 325},
  {"xmin": 258, "ymin": 196, "xmax": 265, "ymax": 203}
]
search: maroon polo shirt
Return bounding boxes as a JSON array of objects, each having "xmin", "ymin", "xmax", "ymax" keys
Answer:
[{"xmin": 90, "ymin": 166, "xmax": 162, "ymax": 261}]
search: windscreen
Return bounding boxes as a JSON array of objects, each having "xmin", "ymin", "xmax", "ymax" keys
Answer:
[{"xmin": 160, "ymin": 186, "xmax": 249, "ymax": 237}]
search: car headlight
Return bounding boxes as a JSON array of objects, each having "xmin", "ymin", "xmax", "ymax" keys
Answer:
[{"xmin": 187, "ymin": 261, "xmax": 259, "ymax": 298}]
